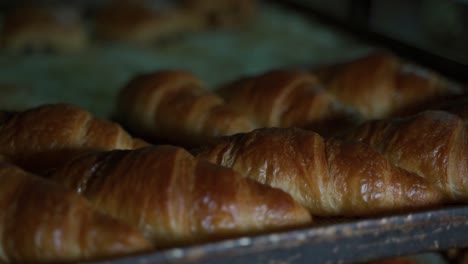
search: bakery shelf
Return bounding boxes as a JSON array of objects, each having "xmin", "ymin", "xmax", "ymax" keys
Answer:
[{"xmin": 0, "ymin": 1, "xmax": 467, "ymax": 263}]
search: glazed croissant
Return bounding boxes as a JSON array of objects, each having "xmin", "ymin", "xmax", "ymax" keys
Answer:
[
  {"xmin": 194, "ymin": 127, "xmax": 444, "ymax": 216},
  {"xmin": 48, "ymin": 146, "xmax": 311, "ymax": 247},
  {"xmin": 217, "ymin": 70, "xmax": 359, "ymax": 136},
  {"xmin": 312, "ymin": 52, "xmax": 459, "ymax": 119},
  {"xmin": 341, "ymin": 110, "xmax": 468, "ymax": 200},
  {"xmin": 0, "ymin": 158, "xmax": 151, "ymax": 263},
  {"xmin": 116, "ymin": 70, "xmax": 256, "ymax": 147},
  {"xmin": 0, "ymin": 104, "xmax": 147, "ymax": 174}
]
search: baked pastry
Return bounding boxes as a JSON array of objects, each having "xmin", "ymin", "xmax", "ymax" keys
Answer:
[
  {"xmin": 1, "ymin": 6, "xmax": 87, "ymax": 54},
  {"xmin": 217, "ymin": 69, "xmax": 360, "ymax": 136},
  {"xmin": 341, "ymin": 110, "xmax": 468, "ymax": 200},
  {"xmin": 181, "ymin": 0, "xmax": 256, "ymax": 28},
  {"xmin": 95, "ymin": 1, "xmax": 204, "ymax": 45},
  {"xmin": 311, "ymin": 52, "xmax": 460, "ymax": 119},
  {"xmin": 116, "ymin": 70, "xmax": 256, "ymax": 147},
  {"xmin": 0, "ymin": 104, "xmax": 147, "ymax": 174},
  {"xmin": 48, "ymin": 146, "xmax": 312, "ymax": 247},
  {"xmin": 194, "ymin": 127, "xmax": 444, "ymax": 216},
  {"xmin": 0, "ymin": 157, "xmax": 151, "ymax": 263}
]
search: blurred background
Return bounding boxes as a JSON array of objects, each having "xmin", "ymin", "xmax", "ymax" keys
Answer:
[
  {"xmin": 0, "ymin": 0, "xmax": 465, "ymax": 117},
  {"xmin": 295, "ymin": 0, "xmax": 468, "ymax": 63}
]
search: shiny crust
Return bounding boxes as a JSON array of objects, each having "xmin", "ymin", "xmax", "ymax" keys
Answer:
[
  {"xmin": 116, "ymin": 70, "xmax": 256, "ymax": 147},
  {"xmin": 217, "ymin": 69, "xmax": 359, "ymax": 135},
  {"xmin": 0, "ymin": 160, "xmax": 151, "ymax": 263},
  {"xmin": 195, "ymin": 127, "xmax": 444, "ymax": 216},
  {"xmin": 48, "ymin": 146, "xmax": 311, "ymax": 247},
  {"xmin": 313, "ymin": 52, "xmax": 457, "ymax": 118},
  {"xmin": 0, "ymin": 104, "xmax": 147, "ymax": 174},
  {"xmin": 1, "ymin": 6, "xmax": 87, "ymax": 53},
  {"xmin": 342, "ymin": 110, "xmax": 468, "ymax": 200}
]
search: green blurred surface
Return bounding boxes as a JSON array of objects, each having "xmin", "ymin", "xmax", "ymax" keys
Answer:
[{"xmin": 0, "ymin": 3, "xmax": 372, "ymax": 117}]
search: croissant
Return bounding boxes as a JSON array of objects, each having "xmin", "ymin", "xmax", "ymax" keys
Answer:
[
  {"xmin": 0, "ymin": 158, "xmax": 151, "ymax": 263},
  {"xmin": 312, "ymin": 52, "xmax": 459, "ymax": 119},
  {"xmin": 47, "ymin": 146, "xmax": 312, "ymax": 247},
  {"xmin": 1, "ymin": 6, "xmax": 87, "ymax": 54},
  {"xmin": 341, "ymin": 110, "xmax": 468, "ymax": 201},
  {"xmin": 0, "ymin": 104, "xmax": 147, "ymax": 174},
  {"xmin": 217, "ymin": 70, "xmax": 359, "ymax": 136},
  {"xmin": 116, "ymin": 70, "xmax": 256, "ymax": 147},
  {"xmin": 194, "ymin": 127, "xmax": 444, "ymax": 216},
  {"xmin": 95, "ymin": 1, "xmax": 204, "ymax": 45}
]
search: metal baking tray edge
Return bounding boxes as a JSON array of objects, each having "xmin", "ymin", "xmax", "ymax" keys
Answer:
[{"xmin": 85, "ymin": 205, "xmax": 468, "ymax": 264}]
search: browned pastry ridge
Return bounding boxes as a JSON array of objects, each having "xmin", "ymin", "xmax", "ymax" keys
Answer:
[
  {"xmin": 116, "ymin": 70, "xmax": 256, "ymax": 147},
  {"xmin": 95, "ymin": 1, "xmax": 204, "ymax": 45},
  {"xmin": 1, "ymin": 6, "xmax": 87, "ymax": 53},
  {"xmin": 194, "ymin": 127, "xmax": 444, "ymax": 216},
  {"xmin": 0, "ymin": 158, "xmax": 151, "ymax": 263},
  {"xmin": 312, "ymin": 52, "xmax": 460, "ymax": 119},
  {"xmin": 217, "ymin": 69, "xmax": 360, "ymax": 136},
  {"xmin": 341, "ymin": 110, "xmax": 468, "ymax": 201},
  {"xmin": 0, "ymin": 104, "xmax": 147, "ymax": 174},
  {"xmin": 47, "ymin": 146, "xmax": 312, "ymax": 248}
]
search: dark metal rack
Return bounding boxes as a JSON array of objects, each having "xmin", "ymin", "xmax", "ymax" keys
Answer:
[{"xmin": 87, "ymin": 206, "xmax": 468, "ymax": 264}]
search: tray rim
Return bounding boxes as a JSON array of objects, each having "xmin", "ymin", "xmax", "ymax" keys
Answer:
[{"xmin": 83, "ymin": 205, "xmax": 468, "ymax": 264}]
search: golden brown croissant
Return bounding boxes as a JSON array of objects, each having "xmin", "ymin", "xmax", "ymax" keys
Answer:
[
  {"xmin": 116, "ymin": 70, "xmax": 256, "ymax": 147},
  {"xmin": 0, "ymin": 158, "xmax": 151, "ymax": 263},
  {"xmin": 312, "ymin": 52, "xmax": 459, "ymax": 119},
  {"xmin": 194, "ymin": 127, "xmax": 444, "ymax": 216},
  {"xmin": 0, "ymin": 104, "xmax": 147, "ymax": 174},
  {"xmin": 341, "ymin": 110, "xmax": 468, "ymax": 201},
  {"xmin": 217, "ymin": 69, "xmax": 359, "ymax": 136},
  {"xmin": 47, "ymin": 146, "xmax": 312, "ymax": 247}
]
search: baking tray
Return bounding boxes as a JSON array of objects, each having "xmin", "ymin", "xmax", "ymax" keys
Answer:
[
  {"xmin": 0, "ymin": 2, "xmax": 466, "ymax": 263},
  {"xmin": 85, "ymin": 206, "xmax": 468, "ymax": 264}
]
